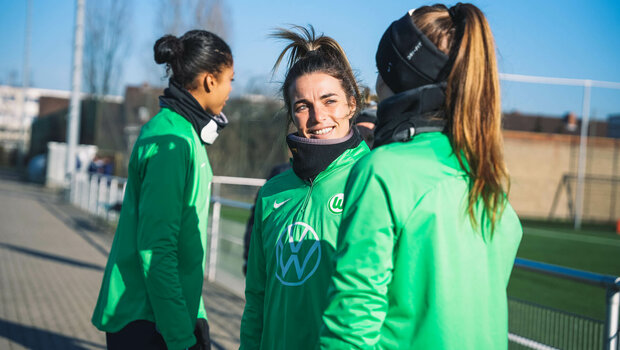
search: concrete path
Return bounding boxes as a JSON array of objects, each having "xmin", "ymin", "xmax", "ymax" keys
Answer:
[{"xmin": 0, "ymin": 169, "xmax": 243, "ymax": 350}]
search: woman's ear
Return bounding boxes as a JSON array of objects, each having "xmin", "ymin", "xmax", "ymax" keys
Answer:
[{"xmin": 203, "ymin": 73, "xmax": 215, "ymax": 93}]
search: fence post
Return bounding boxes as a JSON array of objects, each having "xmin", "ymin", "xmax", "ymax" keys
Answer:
[
  {"xmin": 70, "ymin": 172, "xmax": 77, "ymax": 205},
  {"xmin": 76, "ymin": 172, "xmax": 86, "ymax": 208},
  {"xmin": 208, "ymin": 182, "xmax": 221, "ymax": 282},
  {"xmin": 108, "ymin": 177, "xmax": 119, "ymax": 221},
  {"xmin": 89, "ymin": 175, "xmax": 98, "ymax": 214},
  {"xmin": 605, "ymin": 282, "xmax": 620, "ymax": 350},
  {"xmin": 81, "ymin": 174, "xmax": 89, "ymax": 210},
  {"xmin": 122, "ymin": 181, "xmax": 127, "ymax": 199},
  {"xmin": 78, "ymin": 173, "xmax": 84, "ymax": 209},
  {"xmin": 97, "ymin": 176, "xmax": 107, "ymax": 217}
]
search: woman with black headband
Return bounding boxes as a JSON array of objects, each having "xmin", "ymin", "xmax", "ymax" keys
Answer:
[
  {"xmin": 321, "ymin": 4, "xmax": 522, "ymax": 349},
  {"xmin": 240, "ymin": 26, "xmax": 369, "ymax": 349},
  {"xmin": 92, "ymin": 30, "xmax": 233, "ymax": 350}
]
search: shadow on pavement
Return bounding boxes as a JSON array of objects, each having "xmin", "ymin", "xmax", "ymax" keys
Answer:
[
  {"xmin": 0, "ymin": 168, "xmax": 112, "ymax": 257},
  {"xmin": 37, "ymin": 199, "xmax": 111, "ymax": 257},
  {"xmin": 0, "ymin": 317, "xmax": 105, "ymax": 349},
  {"xmin": 203, "ymin": 282, "xmax": 244, "ymax": 349},
  {"xmin": 0, "ymin": 242, "xmax": 105, "ymax": 271}
]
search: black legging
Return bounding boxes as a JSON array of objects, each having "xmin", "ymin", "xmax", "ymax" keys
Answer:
[{"xmin": 106, "ymin": 319, "xmax": 211, "ymax": 350}]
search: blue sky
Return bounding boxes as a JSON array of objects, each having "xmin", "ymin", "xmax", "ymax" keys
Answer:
[{"xmin": 1, "ymin": 0, "xmax": 619, "ymax": 118}]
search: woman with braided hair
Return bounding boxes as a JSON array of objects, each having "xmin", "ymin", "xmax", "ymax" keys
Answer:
[
  {"xmin": 240, "ymin": 26, "xmax": 369, "ymax": 349},
  {"xmin": 321, "ymin": 3, "xmax": 522, "ymax": 349}
]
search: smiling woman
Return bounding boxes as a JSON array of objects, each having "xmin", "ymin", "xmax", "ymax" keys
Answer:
[{"xmin": 239, "ymin": 26, "xmax": 370, "ymax": 350}]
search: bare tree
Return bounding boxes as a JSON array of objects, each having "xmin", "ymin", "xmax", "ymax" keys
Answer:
[
  {"xmin": 156, "ymin": 0, "xmax": 231, "ymax": 41},
  {"xmin": 84, "ymin": 0, "xmax": 132, "ymax": 96},
  {"xmin": 83, "ymin": 0, "xmax": 132, "ymax": 153}
]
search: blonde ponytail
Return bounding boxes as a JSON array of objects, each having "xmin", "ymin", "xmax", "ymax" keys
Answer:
[
  {"xmin": 413, "ymin": 4, "xmax": 509, "ymax": 232},
  {"xmin": 447, "ymin": 4, "xmax": 508, "ymax": 232}
]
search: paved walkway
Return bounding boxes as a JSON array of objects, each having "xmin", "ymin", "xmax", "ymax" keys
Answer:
[{"xmin": 0, "ymin": 169, "xmax": 244, "ymax": 349}]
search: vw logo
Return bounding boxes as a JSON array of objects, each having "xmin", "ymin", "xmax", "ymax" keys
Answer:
[{"xmin": 275, "ymin": 222, "xmax": 321, "ymax": 286}]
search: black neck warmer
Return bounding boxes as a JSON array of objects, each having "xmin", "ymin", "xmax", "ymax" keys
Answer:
[
  {"xmin": 286, "ymin": 129, "xmax": 362, "ymax": 182},
  {"xmin": 159, "ymin": 80, "xmax": 228, "ymax": 145},
  {"xmin": 373, "ymin": 83, "xmax": 448, "ymax": 148}
]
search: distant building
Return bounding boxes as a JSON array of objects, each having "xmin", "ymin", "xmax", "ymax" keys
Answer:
[
  {"xmin": 25, "ymin": 83, "xmax": 164, "ymax": 177},
  {"xmin": 29, "ymin": 98, "xmax": 124, "ymax": 158},
  {"xmin": 122, "ymin": 84, "xmax": 164, "ymax": 156},
  {"xmin": 502, "ymin": 111, "xmax": 609, "ymax": 137},
  {"xmin": 38, "ymin": 96, "xmax": 70, "ymax": 117},
  {"xmin": 0, "ymin": 85, "xmax": 71, "ymax": 159},
  {"xmin": 607, "ymin": 115, "xmax": 620, "ymax": 139}
]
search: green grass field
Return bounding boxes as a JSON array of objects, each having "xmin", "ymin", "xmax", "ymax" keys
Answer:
[
  {"xmin": 217, "ymin": 207, "xmax": 620, "ymax": 320},
  {"xmin": 508, "ymin": 220, "xmax": 620, "ymax": 320}
]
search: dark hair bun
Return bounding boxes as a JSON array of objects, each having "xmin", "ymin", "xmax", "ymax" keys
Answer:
[
  {"xmin": 154, "ymin": 35, "xmax": 183, "ymax": 64},
  {"xmin": 153, "ymin": 30, "xmax": 232, "ymax": 88}
]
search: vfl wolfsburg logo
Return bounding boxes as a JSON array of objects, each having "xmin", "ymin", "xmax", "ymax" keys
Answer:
[
  {"xmin": 328, "ymin": 193, "xmax": 344, "ymax": 214},
  {"xmin": 275, "ymin": 222, "xmax": 321, "ymax": 286}
]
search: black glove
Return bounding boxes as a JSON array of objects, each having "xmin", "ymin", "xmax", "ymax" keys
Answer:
[{"xmin": 188, "ymin": 318, "xmax": 211, "ymax": 350}]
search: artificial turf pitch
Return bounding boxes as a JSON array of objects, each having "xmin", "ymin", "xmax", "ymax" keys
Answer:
[{"xmin": 508, "ymin": 220, "xmax": 620, "ymax": 320}]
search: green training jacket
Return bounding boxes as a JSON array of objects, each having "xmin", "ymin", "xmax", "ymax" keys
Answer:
[
  {"xmin": 92, "ymin": 108, "xmax": 211, "ymax": 350},
  {"xmin": 240, "ymin": 142, "xmax": 370, "ymax": 350},
  {"xmin": 320, "ymin": 132, "xmax": 522, "ymax": 349}
]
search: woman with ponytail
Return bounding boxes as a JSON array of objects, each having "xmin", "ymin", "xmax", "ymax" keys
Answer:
[
  {"xmin": 92, "ymin": 30, "xmax": 233, "ymax": 350},
  {"xmin": 240, "ymin": 26, "xmax": 369, "ymax": 349},
  {"xmin": 321, "ymin": 4, "xmax": 522, "ymax": 349}
]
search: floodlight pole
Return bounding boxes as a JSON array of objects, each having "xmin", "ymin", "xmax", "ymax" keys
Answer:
[
  {"xmin": 574, "ymin": 80, "xmax": 592, "ymax": 230},
  {"xmin": 18, "ymin": 0, "xmax": 32, "ymax": 169},
  {"xmin": 65, "ymin": 0, "xmax": 85, "ymax": 184}
]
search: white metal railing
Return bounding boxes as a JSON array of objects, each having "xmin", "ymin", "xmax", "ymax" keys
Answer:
[
  {"xmin": 70, "ymin": 172, "xmax": 127, "ymax": 222},
  {"xmin": 207, "ymin": 176, "xmax": 265, "ymax": 281},
  {"xmin": 68, "ymin": 173, "xmax": 264, "ymax": 286}
]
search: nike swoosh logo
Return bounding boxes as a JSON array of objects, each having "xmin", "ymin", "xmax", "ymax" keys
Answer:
[{"xmin": 274, "ymin": 199, "xmax": 291, "ymax": 209}]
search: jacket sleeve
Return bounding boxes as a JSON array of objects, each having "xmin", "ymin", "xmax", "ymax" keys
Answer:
[
  {"xmin": 321, "ymin": 159, "xmax": 396, "ymax": 349},
  {"xmin": 137, "ymin": 136, "xmax": 196, "ymax": 350},
  {"xmin": 239, "ymin": 196, "xmax": 266, "ymax": 349}
]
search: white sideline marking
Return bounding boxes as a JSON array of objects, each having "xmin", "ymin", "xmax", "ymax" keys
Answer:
[
  {"xmin": 525, "ymin": 228, "xmax": 620, "ymax": 247},
  {"xmin": 509, "ymin": 333, "xmax": 559, "ymax": 350}
]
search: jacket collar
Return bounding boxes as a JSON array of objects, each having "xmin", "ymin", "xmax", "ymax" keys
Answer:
[
  {"xmin": 312, "ymin": 141, "xmax": 370, "ymax": 183},
  {"xmin": 374, "ymin": 83, "xmax": 447, "ymax": 148}
]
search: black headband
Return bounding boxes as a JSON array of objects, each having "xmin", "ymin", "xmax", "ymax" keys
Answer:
[{"xmin": 375, "ymin": 12, "xmax": 450, "ymax": 94}]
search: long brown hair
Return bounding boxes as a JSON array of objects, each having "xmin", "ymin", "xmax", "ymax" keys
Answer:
[
  {"xmin": 413, "ymin": 4, "xmax": 509, "ymax": 232},
  {"xmin": 271, "ymin": 25, "xmax": 361, "ymax": 123}
]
